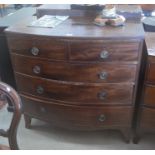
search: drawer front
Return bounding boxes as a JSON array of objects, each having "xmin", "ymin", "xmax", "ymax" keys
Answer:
[
  {"xmin": 7, "ymin": 35, "xmax": 68, "ymax": 60},
  {"xmin": 12, "ymin": 54, "xmax": 137, "ymax": 83},
  {"xmin": 70, "ymin": 40, "xmax": 140, "ymax": 62},
  {"xmin": 22, "ymin": 95, "xmax": 133, "ymax": 130},
  {"xmin": 146, "ymin": 62, "xmax": 155, "ymax": 83},
  {"xmin": 143, "ymin": 84, "xmax": 155, "ymax": 107},
  {"xmin": 139, "ymin": 107, "xmax": 155, "ymax": 130},
  {"xmin": 16, "ymin": 73, "xmax": 134, "ymax": 105}
]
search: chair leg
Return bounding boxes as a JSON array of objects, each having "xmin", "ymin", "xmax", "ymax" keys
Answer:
[
  {"xmin": 8, "ymin": 130, "xmax": 19, "ymax": 150},
  {"xmin": 0, "ymin": 82, "xmax": 22, "ymax": 150},
  {"xmin": 24, "ymin": 115, "xmax": 32, "ymax": 129}
]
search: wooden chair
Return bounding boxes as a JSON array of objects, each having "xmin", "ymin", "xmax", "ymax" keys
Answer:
[{"xmin": 0, "ymin": 82, "xmax": 22, "ymax": 150}]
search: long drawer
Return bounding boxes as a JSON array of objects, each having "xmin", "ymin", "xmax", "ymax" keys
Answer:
[
  {"xmin": 7, "ymin": 35, "xmax": 68, "ymax": 60},
  {"xmin": 16, "ymin": 73, "xmax": 134, "ymax": 105},
  {"xmin": 70, "ymin": 40, "xmax": 140, "ymax": 62},
  {"xmin": 21, "ymin": 94, "xmax": 133, "ymax": 130},
  {"xmin": 12, "ymin": 54, "xmax": 137, "ymax": 83}
]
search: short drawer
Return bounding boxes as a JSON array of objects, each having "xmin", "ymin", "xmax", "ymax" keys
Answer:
[
  {"xmin": 70, "ymin": 40, "xmax": 140, "ymax": 62},
  {"xmin": 7, "ymin": 35, "xmax": 68, "ymax": 60},
  {"xmin": 12, "ymin": 54, "xmax": 137, "ymax": 83},
  {"xmin": 22, "ymin": 95, "xmax": 133, "ymax": 130},
  {"xmin": 139, "ymin": 107, "xmax": 155, "ymax": 130},
  {"xmin": 16, "ymin": 73, "xmax": 134, "ymax": 105},
  {"xmin": 146, "ymin": 62, "xmax": 155, "ymax": 83},
  {"xmin": 143, "ymin": 84, "xmax": 155, "ymax": 107}
]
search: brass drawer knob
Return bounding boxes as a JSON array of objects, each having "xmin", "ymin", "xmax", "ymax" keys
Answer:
[
  {"xmin": 98, "ymin": 91, "xmax": 107, "ymax": 100},
  {"xmin": 31, "ymin": 47, "xmax": 39, "ymax": 56},
  {"xmin": 36, "ymin": 86, "xmax": 44, "ymax": 94},
  {"xmin": 99, "ymin": 71, "xmax": 108, "ymax": 80},
  {"xmin": 33, "ymin": 65, "xmax": 41, "ymax": 74},
  {"xmin": 100, "ymin": 50, "xmax": 109, "ymax": 59},
  {"xmin": 98, "ymin": 114, "xmax": 106, "ymax": 122}
]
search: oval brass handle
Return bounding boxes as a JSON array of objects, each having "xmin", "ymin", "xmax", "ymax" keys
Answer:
[
  {"xmin": 33, "ymin": 65, "xmax": 41, "ymax": 74},
  {"xmin": 99, "ymin": 71, "xmax": 108, "ymax": 80},
  {"xmin": 100, "ymin": 50, "xmax": 109, "ymax": 59},
  {"xmin": 31, "ymin": 47, "xmax": 39, "ymax": 56},
  {"xmin": 36, "ymin": 86, "xmax": 44, "ymax": 94},
  {"xmin": 98, "ymin": 114, "xmax": 106, "ymax": 122},
  {"xmin": 98, "ymin": 91, "xmax": 107, "ymax": 100}
]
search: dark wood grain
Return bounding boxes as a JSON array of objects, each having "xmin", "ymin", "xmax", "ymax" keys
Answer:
[
  {"xmin": 70, "ymin": 40, "xmax": 140, "ymax": 62},
  {"xmin": 5, "ymin": 16, "xmax": 144, "ymax": 39},
  {"xmin": 134, "ymin": 32, "xmax": 155, "ymax": 143},
  {"xmin": 15, "ymin": 73, "xmax": 134, "ymax": 105},
  {"xmin": 139, "ymin": 107, "xmax": 155, "ymax": 130},
  {"xmin": 11, "ymin": 54, "xmax": 137, "ymax": 83},
  {"xmin": 7, "ymin": 35, "xmax": 68, "ymax": 60},
  {"xmin": 143, "ymin": 84, "xmax": 155, "ymax": 107},
  {"xmin": 145, "ymin": 62, "xmax": 155, "ymax": 83},
  {"xmin": 21, "ymin": 94, "xmax": 132, "ymax": 130},
  {"xmin": 5, "ymin": 11, "xmax": 145, "ymax": 143}
]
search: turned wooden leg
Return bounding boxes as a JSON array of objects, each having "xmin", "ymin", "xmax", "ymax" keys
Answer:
[
  {"xmin": 120, "ymin": 128, "xmax": 131, "ymax": 143},
  {"xmin": 24, "ymin": 115, "xmax": 32, "ymax": 129}
]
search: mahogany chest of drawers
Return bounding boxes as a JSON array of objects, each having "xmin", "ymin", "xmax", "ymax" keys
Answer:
[
  {"xmin": 134, "ymin": 32, "xmax": 155, "ymax": 143},
  {"xmin": 5, "ymin": 16, "xmax": 145, "ymax": 142}
]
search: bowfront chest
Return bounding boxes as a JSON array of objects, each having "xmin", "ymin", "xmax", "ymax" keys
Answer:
[{"xmin": 5, "ymin": 16, "xmax": 144, "ymax": 142}]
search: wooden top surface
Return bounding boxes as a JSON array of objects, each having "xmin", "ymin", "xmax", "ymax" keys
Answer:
[
  {"xmin": 145, "ymin": 32, "xmax": 155, "ymax": 56},
  {"xmin": 5, "ymin": 16, "xmax": 144, "ymax": 39}
]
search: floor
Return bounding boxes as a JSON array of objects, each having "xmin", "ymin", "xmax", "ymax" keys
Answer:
[{"xmin": 0, "ymin": 106, "xmax": 155, "ymax": 150}]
